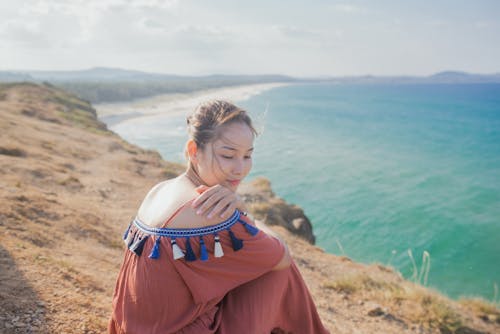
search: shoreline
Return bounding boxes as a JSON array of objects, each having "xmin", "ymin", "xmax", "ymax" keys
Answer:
[{"xmin": 95, "ymin": 82, "xmax": 292, "ymax": 126}]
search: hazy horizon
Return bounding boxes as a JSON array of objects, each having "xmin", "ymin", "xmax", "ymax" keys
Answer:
[
  {"xmin": 3, "ymin": 66, "xmax": 500, "ymax": 79},
  {"xmin": 1, "ymin": 0, "xmax": 499, "ymax": 77}
]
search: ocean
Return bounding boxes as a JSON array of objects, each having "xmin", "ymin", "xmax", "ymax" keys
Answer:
[{"xmin": 102, "ymin": 83, "xmax": 500, "ymax": 302}]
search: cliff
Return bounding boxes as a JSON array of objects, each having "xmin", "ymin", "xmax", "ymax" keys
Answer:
[{"xmin": 0, "ymin": 83, "xmax": 499, "ymax": 333}]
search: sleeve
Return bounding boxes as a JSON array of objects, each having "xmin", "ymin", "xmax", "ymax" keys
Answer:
[{"xmin": 170, "ymin": 216, "xmax": 286, "ymax": 304}]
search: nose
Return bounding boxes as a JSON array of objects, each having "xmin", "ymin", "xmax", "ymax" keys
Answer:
[{"xmin": 232, "ymin": 158, "xmax": 244, "ymax": 175}]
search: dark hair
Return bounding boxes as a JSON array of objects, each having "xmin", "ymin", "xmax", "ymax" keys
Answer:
[{"xmin": 186, "ymin": 100, "xmax": 257, "ymax": 150}]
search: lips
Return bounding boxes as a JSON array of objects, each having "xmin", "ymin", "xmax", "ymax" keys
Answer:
[{"xmin": 228, "ymin": 179, "xmax": 241, "ymax": 187}]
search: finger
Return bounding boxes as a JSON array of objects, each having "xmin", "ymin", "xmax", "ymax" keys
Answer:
[
  {"xmin": 192, "ymin": 185, "xmax": 222, "ymax": 208},
  {"xmin": 207, "ymin": 196, "xmax": 233, "ymax": 219},
  {"xmin": 196, "ymin": 189, "xmax": 227, "ymax": 215},
  {"xmin": 203, "ymin": 189, "xmax": 233, "ymax": 218},
  {"xmin": 195, "ymin": 185, "xmax": 209, "ymax": 194},
  {"xmin": 220, "ymin": 202, "xmax": 237, "ymax": 219}
]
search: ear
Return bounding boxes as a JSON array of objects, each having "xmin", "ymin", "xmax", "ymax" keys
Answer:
[{"xmin": 187, "ymin": 140, "xmax": 198, "ymax": 163}]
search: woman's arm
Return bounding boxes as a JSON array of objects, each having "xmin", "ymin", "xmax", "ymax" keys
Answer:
[
  {"xmin": 254, "ymin": 219, "xmax": 291, "ymax": 270},
  {"xmin": 192, "ymin": 183, "xmax": 291, "ymax": 270}
]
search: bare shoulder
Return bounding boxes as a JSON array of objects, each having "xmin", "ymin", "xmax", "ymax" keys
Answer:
[
  {"xmin": 136, "ymin": 175, "xmax": 234, "ymax": 229},
  {"xmin": 166, "ymin": 205, "xmax": 229, "ymax": 229},
  {"xmin": 137, "ymin": 176, "xmax": 198, "ymax": 228}
]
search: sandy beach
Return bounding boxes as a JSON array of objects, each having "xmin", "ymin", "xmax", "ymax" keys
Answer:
[{"xmin": 95, "ymin": 82, "xmax": 291, "ymax": 126}]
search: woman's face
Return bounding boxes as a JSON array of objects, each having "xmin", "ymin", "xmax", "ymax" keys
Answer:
[{"xmin": 195, "ymin": 122, "xmax": 254, "ymax": 191}]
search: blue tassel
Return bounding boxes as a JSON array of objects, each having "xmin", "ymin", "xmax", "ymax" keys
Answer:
[
  {"xmin": 239, "ymin": 219, "xmax": 259, "ymax": 236},
  {"xmin": 122, "ymin": 222, "xmax": 131, "ymax": 241},
  {"xmin": 149, "ymin": 236, "xmax": 161, "ymax": 259},
  {"xmin": 199, "ymin": 236, "xmax": 209, "ymax": 261},
  {"xmin": 184, "ymin": 237, "xmax": 197, "ymax": 262},
  {"xmin": 228, "ymin": 228, "xmax": 243, "ymax": 251}
]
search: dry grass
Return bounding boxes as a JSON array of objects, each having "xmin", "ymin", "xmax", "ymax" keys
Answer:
[
  {"xmin": 459, "ymin": 297, "xmax": 500, "ymax": 324},
  {"xmin": 322, "ymin": 271, "xmax": 469, "ymax": 332}
]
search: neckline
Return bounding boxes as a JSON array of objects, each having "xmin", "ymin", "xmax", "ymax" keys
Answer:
[{"xmin": 133, "ymin": 210, "xmax": 242, "ymax": 237}]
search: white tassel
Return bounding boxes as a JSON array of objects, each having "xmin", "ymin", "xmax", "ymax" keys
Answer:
[
  {"xmin": 214, "ymin": 235, "xmax": 224, "ymax": 258},
  {"xmin": 171, "ymin": 239, "xmax": 185, "ymax": 260}
]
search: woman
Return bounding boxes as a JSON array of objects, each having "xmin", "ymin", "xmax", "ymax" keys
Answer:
[{"xmin": 109, "ymin": 100, "xmax": 329, "ymax": 333}]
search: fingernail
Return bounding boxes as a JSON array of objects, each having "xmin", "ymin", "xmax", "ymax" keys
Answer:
[{"xmin": 196, "ymin": 210, "xmax": 201, "ymax": 215}]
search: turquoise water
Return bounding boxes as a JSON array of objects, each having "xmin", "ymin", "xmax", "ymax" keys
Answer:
[{"xmin": 106, "ymin": 83, "xmax": 500, "ymax": 302}]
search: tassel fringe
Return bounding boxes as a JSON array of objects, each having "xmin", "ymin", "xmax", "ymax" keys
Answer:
[
  {"xmin": 129, "ymin": 234, "xmax": 148, "ymax": 256},
  {"xmin": 123, "ymin": 222, "xmax": 132, "ymax": 241},
  {"xmin": 240, "ymin": 220, "xmax": 259, "ymax": 236},
  {"xmin": 125, "ymin": 230, "xmax": 136, "ymax": 248},
  {"xmin": 214, "ymin": 235, "xmax": 224, "ymax": 257},
  {"xmin": 171, "ymin": 239, "xmax": 185, "ymax": 260},
  {"xmin": 184, "ymin": 237, "xmax": 197, "ymax": 261},
  {"xmin": 228, "ymin": 228, "xmax": 243, "ymax": 251},
  {"xmin": 126, "ymin": 211, "xmax": 260, "ymax": 261},
  {"xmin": 199, "ymin": 236, "xmax": 209, "ymax": 261},
  {"xmin": 149, "ymin": 236, "xmax": 161, "ymax": 259}
]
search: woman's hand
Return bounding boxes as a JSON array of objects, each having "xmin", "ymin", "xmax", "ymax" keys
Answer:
[{"xmin": 192, "ymin": 184, "xmax": 247, "ymax": 220}]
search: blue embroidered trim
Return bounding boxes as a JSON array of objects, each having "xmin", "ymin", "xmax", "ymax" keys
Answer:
[
  {"xmin": 133, "ymin": 210, "xmax": 241, "ymax": 238},
  {"xmin": 124, "ymin": 210, "xmax": 258, "ymax": 260}
]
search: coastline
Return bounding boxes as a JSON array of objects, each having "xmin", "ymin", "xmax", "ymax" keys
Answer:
[
  {"xmin": 1, "ymin": 82, "xmax": 499, "ymax": 333},
  {"xmin": 95, "ymin": 82, "xmax": 291, "ymax": 126}
]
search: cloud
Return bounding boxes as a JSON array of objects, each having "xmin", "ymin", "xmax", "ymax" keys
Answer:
[
  {"xmin": 127, "ymin": 0, "xmax": 179, "ymax": 9},
  {"xmin": 424, "ymin": 19, "xmax": 449, "ymax": 27},
  {"xmin": 272, "ymin": 25, "xmax": 323, "ymax": 40},
  {"xmin": 270, "ymin": 24, "xmax": 342, "ymax": 49},
  {"xmin": 0, "ymin": 20, "xmax": 51, "ymax": 48},
  {"xmin": 20, "ymin": 0, "xmax": 179, "ymax": 15},
  {"xmin": 1, "ymin": 0, "xmax": 181, "ymax": 50},
  {"xmin": 169, "ymin": 24, "xmax": 237, "ymax": 55},
  {"xmin": 331, "ymin": 4, "xmax": 361, "ymax": 13},
  {"xmin": 474, "ymin": 20, "xmax": 494, "ymax": 29}
]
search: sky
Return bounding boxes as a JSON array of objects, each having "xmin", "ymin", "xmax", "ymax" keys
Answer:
[{"xmin": 1, "ymin": 0, "xmax": 499, "ymax": 77}]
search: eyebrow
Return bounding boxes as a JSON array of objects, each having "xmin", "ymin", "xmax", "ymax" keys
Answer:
[{"xmin": 221, "ymin": 146, "xmax": 254, "ymax": 152}]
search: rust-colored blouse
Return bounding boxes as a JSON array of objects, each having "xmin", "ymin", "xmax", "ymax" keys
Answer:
[{"xmin": 109, "ymin": 207, "xmax": 329, "ymax": 333}]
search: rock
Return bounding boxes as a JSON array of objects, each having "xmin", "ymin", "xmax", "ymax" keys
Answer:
[
  {"xmin": 367, "ymin": 305, "xmax": 385, "ymax": 317},
  {"xmin": 240, "ymin": 177, "xmax": 317, "ymax": 244},
  {"xmin": 486, "ymin": 314, "xmax": 497, "ymax": 323}
]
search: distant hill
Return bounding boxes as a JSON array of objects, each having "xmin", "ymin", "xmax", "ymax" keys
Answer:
[
  {"xmin": 427, "ymin": 71, "xmax": 500, "ymax": 83},
  {"xmin": 1, "ymin": 67, "xmax": 293, "ymax": 83},
  {"xmin": 1, "ymin": 67, "xmax": 499, "ymax": 103},
  {"xmin": 313, "ymin": 71, "xmax": 500, "ymax": 85},
  {"xmin": 0, "ymin": 67, "xmax": 295, "ymax": 103},
  {"xmin": 0, "ymin": 71, "xmax": 34, "ymax": 82}
]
